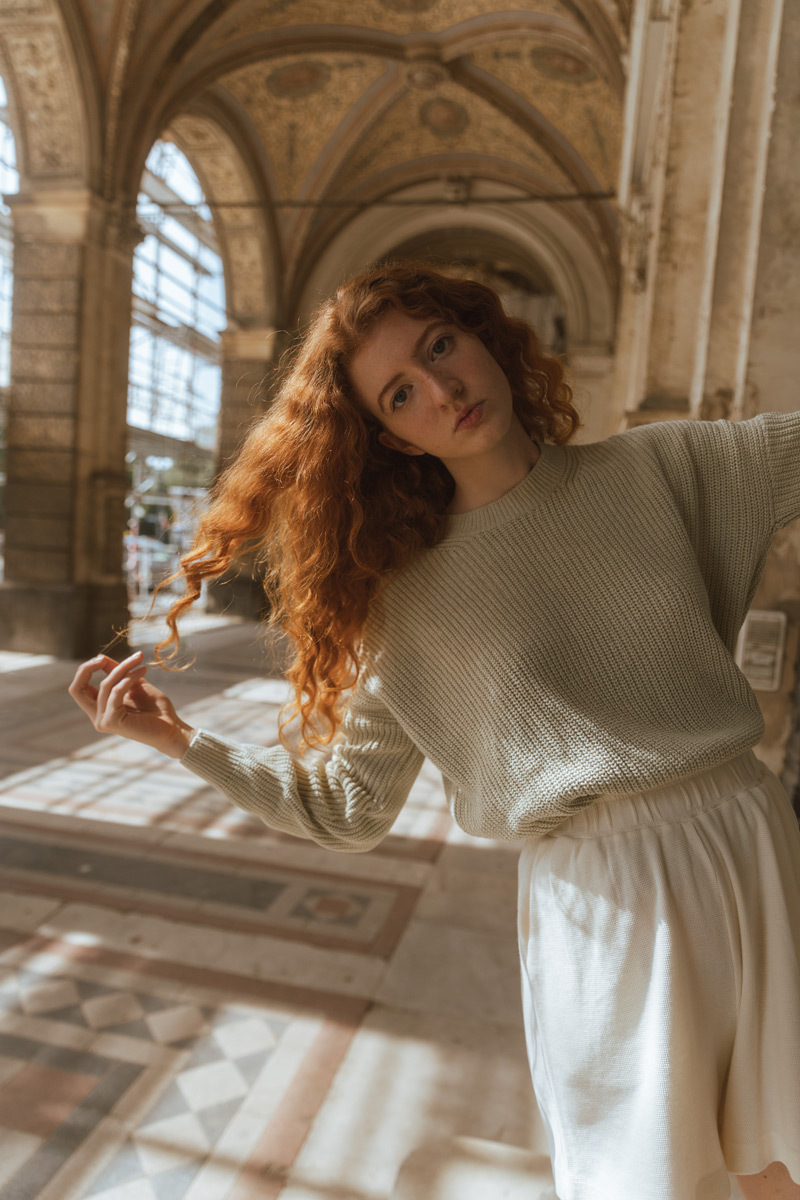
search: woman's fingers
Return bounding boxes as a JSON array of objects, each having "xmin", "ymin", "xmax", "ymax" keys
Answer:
[
  {"xmin": 94, "ymin": 652, "xmax": 144, "ymax": 714},
  {"xmin": 69, "ymin": 652, "xmax": 146, "ymax": 728},
  {"xmin": 69, "ymin": 652, "xmax": 192, "ymax": 758},
  {"xmin": 96, "ymin": 662, "xmax": 148, "ymax": 728},
  {"xmin": 97, "ymin": 672, "xmax": 145, "ymax": 732},
  {"xmin": 68, "ymin": 655, "xmax": 111, "ymax": 719}
]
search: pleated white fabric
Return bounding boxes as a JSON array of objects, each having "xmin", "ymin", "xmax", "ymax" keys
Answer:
[{"xmin": 517, "ymin": 749, "xmax": 800, "ymax": 1200}]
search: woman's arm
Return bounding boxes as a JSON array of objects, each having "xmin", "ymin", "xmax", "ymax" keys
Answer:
[{"xmin": 68, "ymin": 651, "xmax": 424, "ymax": 852}]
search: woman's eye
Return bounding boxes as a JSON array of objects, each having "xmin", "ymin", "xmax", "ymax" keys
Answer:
[
  {"xmin": 391, "ymin": 386, "xmax": 410, "ymax": 411},
  {"xmin": 431, "ymin": 336, "xmax": 450, "ymax": 357}
]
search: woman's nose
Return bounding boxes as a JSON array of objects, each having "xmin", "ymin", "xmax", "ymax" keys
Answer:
[{"xmin": 430, "ymin": 371, "xmax": 463, "ymax": 402}]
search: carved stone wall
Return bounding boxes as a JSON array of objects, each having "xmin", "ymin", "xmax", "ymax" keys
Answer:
[{"xmin": 0, "ymin": 0, "xmax": 90, "ymax": 185}]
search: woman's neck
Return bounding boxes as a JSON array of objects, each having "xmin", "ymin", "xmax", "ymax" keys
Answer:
[{"xmin": 445, "ymin": 423, "xmax": 541, "ymax": 516}]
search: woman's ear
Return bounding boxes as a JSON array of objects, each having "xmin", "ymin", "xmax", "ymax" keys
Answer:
[{"xmin": 377, "ymin": 430, "xmax": 426, "ymax": 457}]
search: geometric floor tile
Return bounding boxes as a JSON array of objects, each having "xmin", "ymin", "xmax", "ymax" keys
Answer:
[
  {"xmin": 0, "ymin": 628, "xmax": 542, "ymax": 1200},
  {"xmin": 0, "ymin": 935, "xmax": 364, "ymax": 1200},
  {"xmin": 0, "ymin": 1130, "xmax": 42, "ymax": 1189},
  {"xmin": 0, "ymin": 1060, "xmax": 101, "ymax": 1136},
  {"xmin": 0, "ymin": 820, "xmax": 428, "ymax": 957}
]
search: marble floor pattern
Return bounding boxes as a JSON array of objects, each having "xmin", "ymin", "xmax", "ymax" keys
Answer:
[{"xmin": 0, "ymin": 617, "xmax": 546, "ymax": 1200}]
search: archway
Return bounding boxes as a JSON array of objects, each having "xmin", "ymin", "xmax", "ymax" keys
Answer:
[{"xmin": 384, "ymin": 225, "xmax": 568, "ymax": 356}]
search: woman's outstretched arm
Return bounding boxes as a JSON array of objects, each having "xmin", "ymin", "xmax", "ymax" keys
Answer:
[{"xmin": 68, "ymin": 651, "xmax": 424, "ymax": 852}]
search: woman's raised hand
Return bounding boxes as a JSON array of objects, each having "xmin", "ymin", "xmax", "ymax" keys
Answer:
[{"xmin": 68, "ymin": 651, "xmax": 195, "ymax": 760}]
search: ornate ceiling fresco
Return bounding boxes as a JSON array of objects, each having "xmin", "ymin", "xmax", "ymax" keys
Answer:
[
  {"xmin": 220, "ymin": 53, "xmax": 389, "ymax": 200},
  {"xmin": 327, "ymin": 78, "xmax": 574, "ymax": 195},
  {"xmin": 0, "ymin": 0, "xmax": 630, "ymax": 326},
  {"xmin": 200, "ymin": 0, "xmax": 620, "ymax": 43},
  {"xmin": 470, "ymin": 40, "xmax": 622, "ymax": 192}
]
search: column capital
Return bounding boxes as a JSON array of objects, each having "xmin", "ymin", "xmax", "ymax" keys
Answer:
[
  {"xmin": 8, "ymin": 187, "xmax": 95, "ymax": 242},
  {"xmin": 7, "ymin": 188, "xmax": 143, "ymax": 252}
]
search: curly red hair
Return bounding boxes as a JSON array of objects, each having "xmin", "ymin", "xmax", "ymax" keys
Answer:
[{"xmin": 155, "ymin": 260, "xmax": 583, "ymax": 748}]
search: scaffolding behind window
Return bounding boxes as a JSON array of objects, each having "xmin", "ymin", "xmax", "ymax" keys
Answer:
[
  {"xmin": 126, "ymin": 140, "xmax": 226, "ymax": 609},
  {"xmin": 129, "ymin": 140, "xmax": 225, "ymax": 445}
]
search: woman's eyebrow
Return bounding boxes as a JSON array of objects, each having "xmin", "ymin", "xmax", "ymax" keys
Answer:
[{"xmin": 376, "ymin": 320, "xmax": 445, "ymax": 412}]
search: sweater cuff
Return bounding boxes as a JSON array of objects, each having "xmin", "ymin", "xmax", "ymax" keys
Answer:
[{"xmin": 180, "ymin": 727, "xmax": 243, "ymax": 792}]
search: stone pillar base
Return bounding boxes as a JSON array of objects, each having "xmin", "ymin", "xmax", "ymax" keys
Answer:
[{"xmin": 0, "ymin": 581, "xmax": 130, "ymax": 659}]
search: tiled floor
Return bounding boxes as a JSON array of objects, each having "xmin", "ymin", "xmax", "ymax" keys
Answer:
[{"xmin": 0, "ymin": 615, "xmax": 545, "ymax": 1200}]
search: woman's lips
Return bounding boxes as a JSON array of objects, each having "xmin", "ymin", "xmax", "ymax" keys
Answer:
[{"xmin": 455, "ymin": 402, "xmax": 484, "ymax": 431}]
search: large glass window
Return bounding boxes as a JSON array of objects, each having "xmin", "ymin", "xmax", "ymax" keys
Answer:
[{"xmin": 126, "ymin": 140, "xmax": 226, "ymax": 608}]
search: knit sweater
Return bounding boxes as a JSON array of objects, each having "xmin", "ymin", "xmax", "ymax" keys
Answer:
[{"xmin": 181, "ymin": 411, "xmax": 800, "ymax": 851}]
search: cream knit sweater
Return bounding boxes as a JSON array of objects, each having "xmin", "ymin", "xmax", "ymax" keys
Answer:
[{"xmin": 181, "ymin": 411, "xmax": 800, "ymax": 851}]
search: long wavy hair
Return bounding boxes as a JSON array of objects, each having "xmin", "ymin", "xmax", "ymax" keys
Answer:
[{"xmin": 154, "ymin": 260, "xmax": 582, "ymax": 748}]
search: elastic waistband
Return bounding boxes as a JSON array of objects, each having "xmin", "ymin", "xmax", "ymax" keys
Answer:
[{"xmin": 549, "ymin": 750, "xmax": 768, "ymax": 840}]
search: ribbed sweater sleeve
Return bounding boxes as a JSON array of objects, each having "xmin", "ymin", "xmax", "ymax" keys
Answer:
[
  {"xmin": 640, "ymin": 410, "xmax": 800, "ymax": 652},
  {"xmin": 756, "ymin": 409, "xmax": 800, "ymax": 529},
  {"xmin": 180, "ymin": 676, "xmax": 424, "ymax": 851}
]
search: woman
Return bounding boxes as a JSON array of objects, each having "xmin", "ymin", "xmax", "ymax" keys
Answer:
[{"xmin": 69, "ymin": 262, "xmax": 800, "ymax": 1200}]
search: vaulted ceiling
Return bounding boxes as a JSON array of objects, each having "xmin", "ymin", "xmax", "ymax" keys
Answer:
[{"xmin": 0, "ymin": 0, "xmax": 630, "ymax": 328}]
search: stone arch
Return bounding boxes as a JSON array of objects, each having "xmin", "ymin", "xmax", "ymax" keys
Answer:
[
  {"xmin": 384, "ymin": 224, "xmax": 568, "ymax": 351},
  {"xmin": 164, "ymin": 106, "xmax": 278, "ymax": 329},
  {"xmin": 294, "ymin": 179, "xmax": 614, "ymax": 349},
  {"xmin": 0, "ymin": 0, "xmax": 98, "ymax": 187},
  {"xmin": 115, "ymin": 8, "xmax": 625, "ymax": 217}
]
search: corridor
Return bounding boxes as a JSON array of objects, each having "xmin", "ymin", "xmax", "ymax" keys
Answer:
[{"xmin": 0, "ymin": 615, "xmax": 544, "ymax": 1200}]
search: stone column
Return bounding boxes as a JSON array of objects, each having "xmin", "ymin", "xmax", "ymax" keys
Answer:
[
  {"xmin": 645, "ymin": 0, "xmax": 743, "ymax": 416},
  {"xmin": 744, "ymin": 2, "xmax": 800, "ymax": 786},
  {"xmin": 569, "ymin": 345, "xmax": 616, "ymax": 445},
  {"xmin": 206, "ymin": 326, "xmax": 279, "ymax": 620},
  {"xmin": 0, "ymin": 188, "xmax": 138, "ymax": 658},
  {"xmin": 700, "ymin": 0, "xmax": 784, "ymax": 421},
  {"xmin": 216, "ymin": 326, "xmax": 278, "ymax": 469},
  {"xmin": 610, "ymin": 0, "xmax": 682, "ymax": 428},
  {"xmin": 613, "ymin": 0, "xmax": 758, "ymax": 428}
]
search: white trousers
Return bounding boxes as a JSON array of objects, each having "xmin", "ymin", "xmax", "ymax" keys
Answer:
[{"xmin": 517, "ymin": 749, "xmax": 800, "ymax": 1200}]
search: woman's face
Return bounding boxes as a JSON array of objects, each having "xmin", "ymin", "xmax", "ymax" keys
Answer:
[{"xmin": 347, "ymin": 307, "xmax": 516, "ymax": 465}]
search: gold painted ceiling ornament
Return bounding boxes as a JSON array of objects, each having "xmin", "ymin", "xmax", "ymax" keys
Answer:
[
  {"xmin": 266, "ymin": 59, "xmax": 331, "ymax": 98},
  {"xmin": 404, "ymin": 60, "xmax": 449, "ymax": 89},
  {"xmin": 529, "ymin": 45, "xmax": 597, "ymax": 83},
  {"xmin": 442, "ymin": 174, "xmax": 472, "ymax": 204},
  {"xmin": 420, "ymin": 96, "xmax": 469, "ymax": 138}
]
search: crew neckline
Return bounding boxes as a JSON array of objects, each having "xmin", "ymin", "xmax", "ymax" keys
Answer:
[{"xmin": 440, "ymin": 441, "xmax": 567, "ymax": 541}]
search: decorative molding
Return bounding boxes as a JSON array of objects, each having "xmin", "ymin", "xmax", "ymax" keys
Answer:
[
  {"xmin": 103, "ymin": 0, "xmax": 144, "ymax": 197},
  {"xmin": 404, "ymin": 59, "xmax": 449, "ymax": 88},
  {"xmin": 166, "ymin": 110, "xmax": 272, "ymax": 324},
  {"xmin": 0, "ymin": 0, "xmax": 50, "ymax": 15},
  {"xmin": 219, "ymin": 326, "xmax": 277, "ymax": 360},
  {"xmin": 1, "ymin": 23, "xmax": 84, "ymax": 179}
]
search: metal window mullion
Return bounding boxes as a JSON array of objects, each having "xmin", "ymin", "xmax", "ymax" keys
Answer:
[
  {"xmin": 131, "ymin": 304, "xmax": 220, "ymax": 362},
  {"xmin": 138, "ymin": 217, "xmax": 214, "ymax": 275}
]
